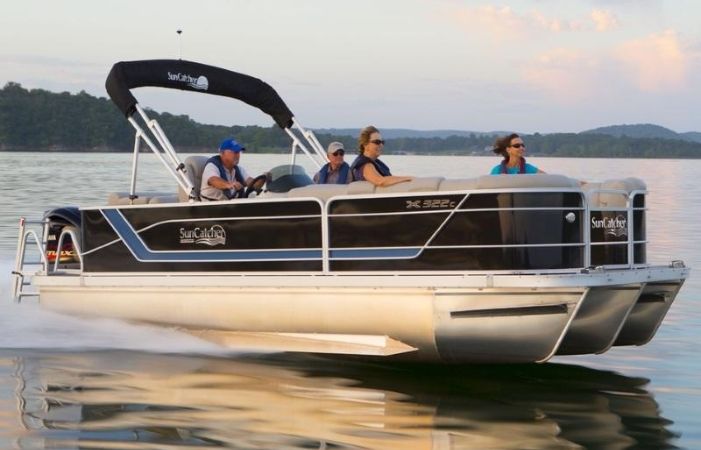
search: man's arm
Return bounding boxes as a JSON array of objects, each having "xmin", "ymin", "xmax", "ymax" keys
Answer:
[
  {"xmin": 207, "ymin": 175, "xmax": 240, "ymax": 191},
  {"xmin": 203, "ymin": 163, "xmax": 240, "ymax": 191}
]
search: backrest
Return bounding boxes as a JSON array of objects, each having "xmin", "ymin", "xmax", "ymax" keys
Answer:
[
  {"xmin": 287, "ymin": 184, "xmax": 350, "ymax": 202},
  {"xmin": 376, "ymin": 177, "xmax": 445, "ymax": 194},
  {"xmin": 580, "ymin": 182, "xmax": 602, "ymax": 206},
  {"xmin": 107, "ymin": 192, "xmax": 177, "ymax": 205},
  {"xmin": 440, "ymin": 173, "xmax": 579, "ymax": 191},
  {"xmin": 346, "ymin": 181, "xmax": 376, "ymax": 195},
  {"xmin": 286, "ymin": 177, "xmax": 445, "ymax": 203},
  {"xmin": 178, "ymin": 155, "xmax": 210, "ymax": 202},
  {"xmin": 597, "ymin": 177, "xmax": 646, "ymax": 207}
]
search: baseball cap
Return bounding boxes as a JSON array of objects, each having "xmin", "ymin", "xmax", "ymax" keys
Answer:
[
  {"xmin": 327, "ymin": 142, "xmax": 345, "ymax": 154},
  {"xmin": 219, "ymin": 138, "xmax": 246, "ymax": 153}
]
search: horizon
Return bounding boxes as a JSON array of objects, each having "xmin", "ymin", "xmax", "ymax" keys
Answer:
[{"xmin": 3, "ymin": 1, "xmax": 699, "ymax": 134}]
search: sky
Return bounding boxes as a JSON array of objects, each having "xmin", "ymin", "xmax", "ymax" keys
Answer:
[{"xmin": 1, "ymin": 0, "xmax": 699, "ymax": 133}]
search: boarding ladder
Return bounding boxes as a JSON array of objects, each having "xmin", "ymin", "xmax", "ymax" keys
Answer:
[
  {"xmin": 11, "ymin": 217, "xmax": 82, "ymax": 303},
  {"xmin": 11, "ymin": 217, "xmax": 47, "ymax": 302}
]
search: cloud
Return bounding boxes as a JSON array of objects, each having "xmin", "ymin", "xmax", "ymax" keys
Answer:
[
  {"xmin": 449, "ymin": 5, "xmax": 525, "ymax": 34},
  {"xmin": 444, "ymin": 4, "xmax": 618, "ymax": 37},
  {"xmin": 520, "ymin": 28, "xmax": 699, "ymax": 105},
  {"xmin": 614, "ymin": 30, "xmax": 689, "ymax": 92},
  {"xmin": 590, "ymin": 9, "xmax": 618, "ymax": 31},
  {"xmin": 521, "ymin": 48, "xmax": 600, "ymax": 101}
]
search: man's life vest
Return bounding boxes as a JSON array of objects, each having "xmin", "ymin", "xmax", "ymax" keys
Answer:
[
  {"xmin": 205, "ymin": 155, "xmax": 245, "ymax": 199},
  {"xmin": 318, "ymin": 162, "xmax": 350, "ymax": 184},
  {"xmin": 350, "ymin": 155, "xmax": 392, "ymax": 181}
]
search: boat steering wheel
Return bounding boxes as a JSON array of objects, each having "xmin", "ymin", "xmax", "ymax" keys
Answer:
[{"xmin": 244, "ymin": 174, "xmax": 269, "ymax": 198}]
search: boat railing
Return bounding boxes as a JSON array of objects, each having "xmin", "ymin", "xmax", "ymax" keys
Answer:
[
  {"xmin": 12, "ymin": 181, "xmax": 648, "ymax": 281},
  {"xmin": 319, "ymin": 181, "xmax": 645, "ymax": 273}
]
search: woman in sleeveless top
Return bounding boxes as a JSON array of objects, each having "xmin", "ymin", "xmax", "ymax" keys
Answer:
[{"xmin": 349, "ymin": 125, "xmax": 413, "ymax": 186}]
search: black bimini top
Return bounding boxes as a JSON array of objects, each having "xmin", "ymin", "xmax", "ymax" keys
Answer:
[{"xmin": 105, "ymin": 59, "xmax": 294, "ymax": 129}]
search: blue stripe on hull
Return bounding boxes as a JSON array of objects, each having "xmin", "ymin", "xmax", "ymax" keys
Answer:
[
  {"xmin": 102, "ymin": 209, "xmax": 322, "ymax": 262},
  {"xmin": 102, "ymin": 209, "xmax": 421, "ymax": 263}
]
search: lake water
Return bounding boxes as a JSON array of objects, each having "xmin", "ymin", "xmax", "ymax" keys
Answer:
[{"xmin": 0, "ymin": 152, "xmax": 698, "ymax": 449}]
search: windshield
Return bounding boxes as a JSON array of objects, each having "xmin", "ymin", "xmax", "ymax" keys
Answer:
[{"xmin": 266, "ymin": 165, "xmax": 313, "ymax": 193}]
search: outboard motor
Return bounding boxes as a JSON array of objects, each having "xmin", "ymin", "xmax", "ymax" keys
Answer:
[{"xmin": 44, "ymin": 207, "xmax": 81, "ymax": 267}]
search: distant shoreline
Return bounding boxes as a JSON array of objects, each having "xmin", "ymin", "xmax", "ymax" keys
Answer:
[
  {"xmin": 3, "ymin": 83, "xmax": 700, "ymax": 159},
  {"xmin": 2, "ymin": 149, "xmax": 700, "ymax": 160}
]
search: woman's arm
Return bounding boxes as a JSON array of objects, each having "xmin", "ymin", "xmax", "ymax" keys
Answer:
[{"xmin": 362, "ymin": 164, "xmax": 413, "ymax": 187}]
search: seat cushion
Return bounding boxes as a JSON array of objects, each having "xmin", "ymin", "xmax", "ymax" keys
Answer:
[
  {"xmin": 287, "ymin": 184, "xmax": 350, "ymax": 202},
  {"xmin": 376, "ymin": 177, "xmax": 445, "ymax": 194},
  {"xmin": 107, "ymin": 192, "xmax": 172, "ymax": 205}
]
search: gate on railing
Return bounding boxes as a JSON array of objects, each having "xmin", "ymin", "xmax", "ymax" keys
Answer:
[{"xmin": 586, "ymin": 188, "xmax": 646, "ymax": 269}]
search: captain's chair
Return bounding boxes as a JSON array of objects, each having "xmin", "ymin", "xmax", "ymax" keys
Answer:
[{"xmin": 178, "ymin": 155, "xmax": 210, "ymax": 202}]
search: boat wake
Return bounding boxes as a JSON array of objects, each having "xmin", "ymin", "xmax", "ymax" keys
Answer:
[{"xmin": 0, "ymin": 258, "xmax": 231, "ymax": 355}]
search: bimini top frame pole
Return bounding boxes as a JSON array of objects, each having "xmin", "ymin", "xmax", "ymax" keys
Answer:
[
  {"xmin": 125, "ymin": 105, "xmax": 196, "ymax": 201},
  {"xmin": 106, "ymin": 59, "xmax": 329, "ymax": 199},
  {"xmin": 285, "ymin": 118, "xmax": 327, "ymax": 169}
]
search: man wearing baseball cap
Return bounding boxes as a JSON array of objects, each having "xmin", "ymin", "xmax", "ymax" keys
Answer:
[
  {"xmin": 200, "ymin": 138, "xmax": 255, "ymax": 201},
  {"xmin": 313, "ymin": 141, "xmax": 352, "ymax": 184}
]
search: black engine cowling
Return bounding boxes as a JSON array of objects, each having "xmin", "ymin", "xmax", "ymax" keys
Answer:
[{"xmin": 44, "ymin": 207, "xmax": 81, "ymax": 265}]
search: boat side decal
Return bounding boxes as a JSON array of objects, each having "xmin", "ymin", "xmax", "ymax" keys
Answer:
[
  {"xmin": 101, "ymin": 209, "xmax": 321, "ymax": 262},
  {"xmin": 100, "ymin": 209, "xmax": 424, "ymax": 263}
]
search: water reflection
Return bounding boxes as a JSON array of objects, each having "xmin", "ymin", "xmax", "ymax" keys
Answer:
[{"xmin": 2, "ymin": 351, "xmax": 676, "ymax": 449}]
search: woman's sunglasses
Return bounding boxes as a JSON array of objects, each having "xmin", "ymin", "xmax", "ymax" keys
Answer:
[
  {"xmin": 369, "ymin": 139, "xmax": 385, "ymax": 145},
  {"xmin": 510, "ymin": 143, "xmax": 525, "ymax": 148}
]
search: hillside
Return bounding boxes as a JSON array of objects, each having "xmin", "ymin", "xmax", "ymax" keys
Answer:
[
  {"xmin": 315, "ymin": 128, "xmax": 506, "ymax": 139},
  {"xmin": 1, "ymin": 82, "xmax": 701, "ymax": 158},
  {"xmin": 583, "ymin": 123, "xmax": 701, "ymax": 143},
  {"xmin": 680, "ymin": 132, "xmax": 701, "ymax": 143}
]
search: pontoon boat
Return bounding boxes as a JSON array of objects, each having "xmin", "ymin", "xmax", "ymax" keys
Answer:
[{"xmin": 12, "ymin": 60, "xmax": 689, "ymax": 363}]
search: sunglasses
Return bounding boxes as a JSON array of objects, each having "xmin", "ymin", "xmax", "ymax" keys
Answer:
[
  {"xmin": 510, "ymin": 143, "xmax": 525, "ymax": 149},
  {"xmin": 330, "ymin": 149, "xmax": 345, "ymax": 156},
  {"xmin": 369, "ymin": 139, "xmax": 385, "ymax": 145}
]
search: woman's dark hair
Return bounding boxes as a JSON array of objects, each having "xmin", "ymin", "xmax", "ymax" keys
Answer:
[
  {"xmin": 492, "ymin": 133, "xmax": 520, "ymax": 158},
  {"xmin": 358, "ymin": 125, "xmax": 379, "ymax": 154}
]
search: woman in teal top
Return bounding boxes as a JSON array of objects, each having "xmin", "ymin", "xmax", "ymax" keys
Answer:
[{"xmin": 490, "ymin": 133, "xmax": 545, "ymax": 175}]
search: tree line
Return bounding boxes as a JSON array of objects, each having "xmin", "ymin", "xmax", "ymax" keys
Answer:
[{"xmin": 1, "ymin": 82, "xmax": 700, "ymax": 158}]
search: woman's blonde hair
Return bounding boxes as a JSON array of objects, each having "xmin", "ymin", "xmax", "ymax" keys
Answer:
[{"xmin": 357, "ymin": 125, "xmax": 379, "ymax": 154}]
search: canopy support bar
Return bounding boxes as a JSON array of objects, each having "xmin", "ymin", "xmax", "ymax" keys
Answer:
[
  {"xmin": 128, "ymin": 131, "xmax": 141, "ymax": 203},
  {"xmin": 126, "ymin": 106, "xmax": 197, "ymax": 201},
  {"xmin": 284, "ymin": 118, "xmax": 329, "ymax": 169}
]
